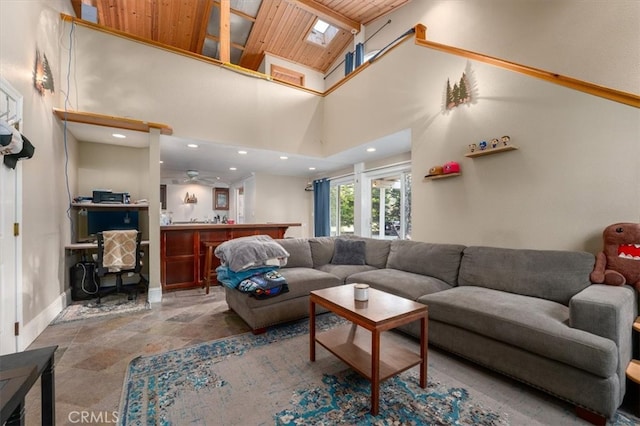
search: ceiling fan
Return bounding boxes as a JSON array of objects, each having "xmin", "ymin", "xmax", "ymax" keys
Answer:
[{"xmin": 181, "ymin": 169, "xmax": 219, "ymax": 185}]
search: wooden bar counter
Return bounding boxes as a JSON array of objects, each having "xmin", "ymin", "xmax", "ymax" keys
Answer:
[{"xmin": 160, "ymin": 223, "xmax": 301, "ymax": 291}]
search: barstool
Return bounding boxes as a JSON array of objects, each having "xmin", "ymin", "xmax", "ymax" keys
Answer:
[{"xmin": 202, "ymin": 242, "xmax": 217, "ymax": 294}]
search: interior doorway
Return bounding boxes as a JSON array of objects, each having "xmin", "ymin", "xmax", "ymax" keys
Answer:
[{"xmin": 0, "ymin": 76, "xmax": 23, "ymax": 354}]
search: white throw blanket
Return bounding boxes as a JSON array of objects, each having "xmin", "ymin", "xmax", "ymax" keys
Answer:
[{"xmin": 214, "ymin": 235, "xmax": 289, "ymax": 272}]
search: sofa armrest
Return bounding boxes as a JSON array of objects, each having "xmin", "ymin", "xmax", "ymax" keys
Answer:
[
  {"xmin": 570, "ymin": 284, "xmax": 636, "ymax": 345},
  {"xmin": 570, "ymin": 284, "xmax": 636, "ymax": 398}
]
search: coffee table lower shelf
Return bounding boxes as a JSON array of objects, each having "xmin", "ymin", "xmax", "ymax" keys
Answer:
[{"xmin": 315, "ymin": 323, "xmax": 422, "ymax": 381}]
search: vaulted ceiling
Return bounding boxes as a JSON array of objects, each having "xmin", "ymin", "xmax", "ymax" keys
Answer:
[{"xmin": 72, "ymin": 0, "xmax": 410, "ymax": 74}]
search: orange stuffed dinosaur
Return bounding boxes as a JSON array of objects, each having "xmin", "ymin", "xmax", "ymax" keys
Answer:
[{"xmin": 590, "ymin": 222, "xmax": 640, "ymax": 290}]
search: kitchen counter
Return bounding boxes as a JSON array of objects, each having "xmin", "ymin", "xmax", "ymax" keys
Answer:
[{"xmin": 160, "ymin": 222, "xmax": 301, "ymax": 291}]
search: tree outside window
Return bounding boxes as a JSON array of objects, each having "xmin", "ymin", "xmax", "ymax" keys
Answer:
[{"xmin": 330, "ymin": 183, "xmax": 354, "ymax": 236}]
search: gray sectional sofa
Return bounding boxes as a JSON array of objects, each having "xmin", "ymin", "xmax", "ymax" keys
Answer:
[{"xmin": 223, "ymin": 236, "xmax": 638, "ymax": 421}]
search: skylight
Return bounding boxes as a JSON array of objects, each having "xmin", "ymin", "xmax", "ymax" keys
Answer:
[
  {"xmin": 307, "ymin": 18, "xmax": 339, "ymax": 47},
  {"xmin": 313, "ymin": 19, "xmax": 330, "ymax": 34}
]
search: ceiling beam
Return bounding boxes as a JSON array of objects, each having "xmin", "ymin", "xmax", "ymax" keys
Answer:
[
  {"xmin": 212, "ymin": 1, "xmax": 256, "ymax": 22},
  {"xmin": 219, "ymin": 0, "xmax": 231, "ymax": 63},
  {"xmin": 205, "ymin": 34, "xmax": 246, "ymax": 51},
  {"xmin": 289, "ymin": 0, "xmax": 360, "ymax": 34},
  {"xmin": 195, "ymin": 0, "xmax": 215, "ymax": 54}
]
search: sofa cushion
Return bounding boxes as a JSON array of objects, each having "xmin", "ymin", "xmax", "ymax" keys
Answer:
[
  {"xmin": 345, "ymin": 236, "xmax": 391, "ymax": 269},
  {"xmin": 347, "ymin": 268, "xmax": 452, "ymax": 301},
  {"xmin": 331, "ymin": 238, "xmax": 366, "ymax": 265},
  {"xmin": 386, "ymin": 240, "xmax": 465, "ymax": 286},
  {"xmin": 418, "ymin": 286, "xmax": 617, "ymax": 378},
  {"xmin": 459, "ymin": 246, "xmax": 594, "ymax": 305},
  {"xmin": 316, "ymin": 264, "xmax": 377, "ymax": 282},
  {"xmin": 309, "ymin": 237, "xmax": 336, "ymax": 267},
  {"xmin": 275, "ymin": 238, "xmax": 313, "ymax": 268},
  {"xmin": 239, "ymin": 267, "xmax": 342, "ymax": 309}
]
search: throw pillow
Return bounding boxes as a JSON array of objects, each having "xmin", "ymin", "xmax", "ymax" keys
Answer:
[{"xmin": 331, "ymin": 238, "xmax": 366, "ymax": 265}]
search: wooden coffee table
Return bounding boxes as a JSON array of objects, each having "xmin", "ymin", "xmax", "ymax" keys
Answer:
[{"xmin": 309, "ymin": 284, "xmax": 428, "ymax": 415}]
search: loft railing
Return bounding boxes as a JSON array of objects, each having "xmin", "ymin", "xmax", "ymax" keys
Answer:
[{"xmin": 413, "ymin": 24, "xmax": 639, "ymax": 109}]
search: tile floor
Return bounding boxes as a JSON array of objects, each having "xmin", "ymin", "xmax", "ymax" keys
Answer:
[{"xmin": 23, "ymin": 286, "xmax": 249, "ymax": 426}]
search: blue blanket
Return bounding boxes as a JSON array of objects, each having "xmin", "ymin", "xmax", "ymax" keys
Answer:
[{"xmin": 216, "ymin": 265, "xmax": 278, "ymax": 289}]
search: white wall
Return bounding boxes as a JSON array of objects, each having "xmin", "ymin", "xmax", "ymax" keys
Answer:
[
  {"xmin": 242, "ymin": 175, "xmax": 257, "ymax": 224},
  {"xmin": 253, "ymin": 173, "xmax": 313, "ymax": 238},
  {"xmin": 61, "ymin": 23, "xmax": 325, "ymax": 158},
  {"xmin": 261, "ymin": 53, "xmax": 326, "ymax": 92},
  {"xmin": 325, "ymin": 1, "xmax": 639, "ymax": 93},
  {"xmin": 0, "ymin": 0, "xmax": 76, "ymax": 348},
  {"xmin": 78, "ymin": 142, "xmax": 149, "ymax": 200},
  {"xmin": 161, "ymin": 182, "xmax": 230, "ymax": 223},
  {"xmin": 324, "ymin": 40, "xmax": 640, "ymax": 251},
  {"xmin": 364, "ymin": 0, "xmax": 639, "ymax": 95}
]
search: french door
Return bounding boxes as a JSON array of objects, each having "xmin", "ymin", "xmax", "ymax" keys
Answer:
[
  {"xmin": 329, "ymin": 179, "xmax": 354, "ymax": 236},
  {"xmin": 369, "ymin": 171, "xmax": 411, "ymax": 240}
]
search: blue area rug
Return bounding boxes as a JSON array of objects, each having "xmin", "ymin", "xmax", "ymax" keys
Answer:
[
  {"xmin": 119, "ymin": 313, "xmax": 639, "ymax": 425},
  {"xmin": 275, "ymin": 370, "xmax": 504, "ymax": 425}
]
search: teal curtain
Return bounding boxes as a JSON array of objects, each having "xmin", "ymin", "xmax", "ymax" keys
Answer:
[{"xmin": 313, "ymin": 178, "xmax": 330, "ymax": 237}]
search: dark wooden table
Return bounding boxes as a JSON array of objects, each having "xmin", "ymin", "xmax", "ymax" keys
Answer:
[
  {"xmin": 310, "ymin": 285, "xmax": 428, "ymax": 415},
  {"xmin": 0, "ymin": 345, "xmax": 57, "ymax": 425}
]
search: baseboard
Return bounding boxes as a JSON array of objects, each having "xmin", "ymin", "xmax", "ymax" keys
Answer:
[
  {"xmin": 19, "ymin": 289, "xmax": 70, "ymax": 351},
  {"xmin": 148, "ymin": 286, "xmax": 162, "ymax": 304}
]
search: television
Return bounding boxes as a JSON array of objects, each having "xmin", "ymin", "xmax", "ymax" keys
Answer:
[{"xmin": 87, "ymin": 210, "xmax": 139, "ymax": 237}]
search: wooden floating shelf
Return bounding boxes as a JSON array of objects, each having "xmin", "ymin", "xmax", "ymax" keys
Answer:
[
  {"xmin": 423, "ymin": 173, "xmax": 461, "ymax": 181},
  {"xmin": 465, "ymin": 145, "xmax": 518, "ymax": 158}
]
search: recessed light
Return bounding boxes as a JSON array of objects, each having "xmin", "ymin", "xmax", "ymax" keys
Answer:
[
  {"xmin": 112, "ymin": 133, "xmax": 126, "ymax": 139},
  {"xmin": 309, "ymin": 167, "xmax": 316, "ymax": 170},
  {"xmin": 280, "ymin": 156, "xmax": 288, "ymax": 160},
  {"xmin": 238, "ymin": 150, "xmax": 247, "ymax": 155},
  {"xmin": 366, "ymin": 147, "xmax": 376, "ymax": 152},
  {"xmin": 187, "ymin": 143, "xmax": 198, "ymax": 148},
  {"xmin": 229, "ymin": 167, "xmax": 237, "ymax": 171},
  {"xmin": 159, "ymin": 160, "xmax": 163, "ymax": 164}
]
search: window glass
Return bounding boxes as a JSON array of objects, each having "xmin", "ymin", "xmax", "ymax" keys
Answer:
[
  {"xmin": 330, "ymin": 181, "xmax": 354, "ymax": 236},
  {"xmin": 369, "ymin": 170, "xmax": 411, "ymax": 240}
]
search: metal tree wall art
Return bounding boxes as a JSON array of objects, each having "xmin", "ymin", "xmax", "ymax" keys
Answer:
[
  {"xmin": 443, "ymin": 62, "xmax": 478, "ymax": 111},
  {"xmin": 33, "ymin": 48, "xmax": 54, "ymax": 96}
]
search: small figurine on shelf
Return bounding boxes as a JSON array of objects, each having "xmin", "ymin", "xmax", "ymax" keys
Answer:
[
  {"xmin": 479, "ymin": 140, "xmax": 487, "ymax": 151},
  {"xmin": 490, "ymin": 138, "xmax": 499, "ymax": 149},
  {"xmin": 443, "ymin": 161, "xmax": 460, "ymax": 174},
  {"xmin": 501, "ymin": 135, "xmax": 511, "ymax": 146},
  {"xmin": 425, "ymin": 165, "xmax": 444, "ymax": 178},
  {"xmin": 468, "ymin": 143, "xmax": 477, "ymax": 153}
]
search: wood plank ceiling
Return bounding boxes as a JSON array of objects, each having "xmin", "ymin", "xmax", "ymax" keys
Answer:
[{"xmin": 74, "ymin": 0, "xmax": 410, "ymax": 74}]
